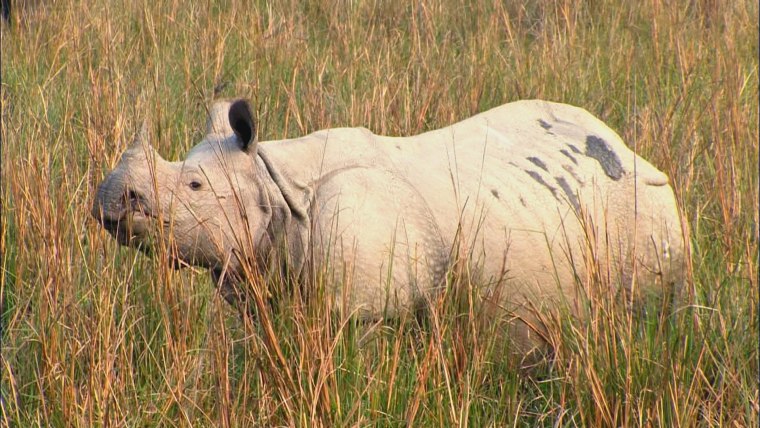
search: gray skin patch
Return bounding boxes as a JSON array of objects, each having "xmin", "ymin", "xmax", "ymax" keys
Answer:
[
  {"xmin": 538, "ymin": 119, "xmax": 552, "ymax": 130},
  {"xmin": 519, "ymin": 196, "xmax": 527, "ymax": 207},
  {"xmin": 559, "ymin": 149, "xmax": 578, "ymax": 165},
  {"xmin": 491, "ymin": 189, "xmax": 500, "ymax": 199},
  {"xmin": 555, "ymin": 176, "xmax": 580, "ymax": 211},
  {"xmin": 567, "ymin": 144, "xmax": 582, "ymax": 155},
  {"xmin": 585, "ymin": 135, "xmax": 624, "ymax": 180},
  {"xmin": 524, "ymin": 170, "xmax": 560, "ymax": 202},
  {"xmin": 526, "ymin": 156, "xmax": 549, "ymax": 172}
]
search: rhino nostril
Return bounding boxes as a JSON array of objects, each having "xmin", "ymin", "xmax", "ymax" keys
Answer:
[
  {"xmin": 102, "ymin": 218, "xmax": 120, "ymax": 233},
  {"xmin": 126, "ymin": 188, "xmax": 146, "ymax": 211},
  {"xmin": 124, "ymin": 187, "xmax": 155, "ymax": 217}
]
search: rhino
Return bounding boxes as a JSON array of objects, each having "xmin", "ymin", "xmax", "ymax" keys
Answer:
[{"xmin": 92, "ymin": 99, "xmax": 685, "ymax": 352}]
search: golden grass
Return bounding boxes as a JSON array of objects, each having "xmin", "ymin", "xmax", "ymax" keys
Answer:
[{"xmin": 2, "ymin": 0, "xmax": 757, "ymax": 426}]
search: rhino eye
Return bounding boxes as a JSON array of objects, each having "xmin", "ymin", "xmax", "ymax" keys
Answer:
[{"xmin": 189, "ymin": 180, "xmax": 203, "ymax": 191}]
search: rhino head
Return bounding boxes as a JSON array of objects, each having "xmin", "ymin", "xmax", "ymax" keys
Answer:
[{"xmin": 92, "ymin": 99, "xmax": 289, "ymax": 279}]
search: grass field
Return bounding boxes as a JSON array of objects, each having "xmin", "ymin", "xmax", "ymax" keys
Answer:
[{"xmin": 1, "ymin": 0, "xmax": 757, "ymax": 426}]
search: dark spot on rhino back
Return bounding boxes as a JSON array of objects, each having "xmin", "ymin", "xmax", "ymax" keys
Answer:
[
  {"xmin": 527, "ymin": 157, "xmax": 549, "ymax": 172},
  {"xmin": 491, "ymin": 189, "xmax": 500, "ymax": 199},
  {"xmin": 538, "ymin": 119, "xmax": 552, "ymax": 130},
  {"xmin": 559, "ymin": 149, "xmax": 578, "ymax": 165},
  {"xmin": 555, "ymin": 176, "xmax": 580, "ymax": 212},
  {"xmin": 567, "ymin": 144, "xmax": 582, "ymax": 154},
  {"xmin": 585, "ymin": 135, "xmax": 624, "ymax": 180},
  {"xmin": 524, "ymin": 170, "xmax": 560, "ymax": 202}
]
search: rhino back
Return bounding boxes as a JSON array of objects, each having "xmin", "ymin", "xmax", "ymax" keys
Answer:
[{"xmin": 258, "ymin": 100, "xmax": 684, "ymax": 316}]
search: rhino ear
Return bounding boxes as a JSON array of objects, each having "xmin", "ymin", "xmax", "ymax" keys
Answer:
[{"xmin": 228, "ymin": 99, "xmax": 257, "ymax": 152}]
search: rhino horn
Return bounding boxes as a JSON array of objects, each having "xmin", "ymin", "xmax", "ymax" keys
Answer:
[{"xmin": 124, "ymin": 120, "xmax": 161, "ymax": 161}]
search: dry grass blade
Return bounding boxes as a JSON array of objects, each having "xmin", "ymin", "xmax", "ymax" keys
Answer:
[{"xmin": 1, "ymin": 0, "xmax": 757, "ymax": 426}]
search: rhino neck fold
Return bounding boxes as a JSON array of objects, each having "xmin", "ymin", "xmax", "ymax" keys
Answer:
[
  {"xmin": 257, "ymin": 151, "xmax": 312, "ymax": 220},
  {"xmin": 255, "ymin": 151, "xmax": 312, "ymax": 273}
]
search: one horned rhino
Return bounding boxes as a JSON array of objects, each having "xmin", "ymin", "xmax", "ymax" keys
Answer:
[{"xmin": 92, "ymin": 99, "xmax": 685, "ymax": 352}]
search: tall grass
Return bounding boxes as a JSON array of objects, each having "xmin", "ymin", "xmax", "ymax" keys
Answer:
[{"xmin": 2, "ymin": 0, "xmax": 757, "ymax": 426}]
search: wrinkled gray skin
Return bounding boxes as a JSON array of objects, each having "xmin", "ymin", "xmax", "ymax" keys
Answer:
[{"xmin": 93, "ymin": 99, "xmax": 686, "ymax": 353}]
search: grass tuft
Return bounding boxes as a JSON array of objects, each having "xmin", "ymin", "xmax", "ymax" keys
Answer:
[{"xmin": 2, "ymin": 0, "xmax": 757, "ymax": 425}]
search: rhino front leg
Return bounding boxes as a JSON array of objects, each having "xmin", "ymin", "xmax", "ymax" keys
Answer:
[{"xmin": 210, "ymin": 268, "xmax": 251, "ymax": 315}]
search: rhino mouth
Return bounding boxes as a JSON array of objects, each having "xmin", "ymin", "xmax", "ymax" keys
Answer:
[
  {"xmin": 97, "ymin": 207, "xmax": 166, "ymax": 247},
  {"xmin": 97, "ymin": 209, "xmax": 192, "ymax": 269}
]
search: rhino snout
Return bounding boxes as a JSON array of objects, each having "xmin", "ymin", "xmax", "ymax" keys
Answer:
[{"xmin": 92, "ymin": 174, "xmax": 154, "ymax": 238}]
